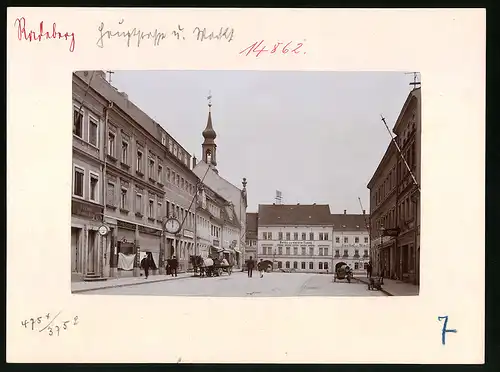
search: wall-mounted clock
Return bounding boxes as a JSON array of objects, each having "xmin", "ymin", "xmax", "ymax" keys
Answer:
[{"xmin": 164, "ymin": 217, "xmax": 181, "ymax": 234}]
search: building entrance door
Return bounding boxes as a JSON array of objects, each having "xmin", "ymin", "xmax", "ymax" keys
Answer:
[
  {"xmin": 71, "ymin": 227, "xmax": 81, "ymax": 273},
  {"xmin": 87, "ymin": 230, "xmax": 97, "ymax": 273}
]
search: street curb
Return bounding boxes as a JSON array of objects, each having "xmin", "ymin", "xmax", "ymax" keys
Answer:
[
  {"xmin": 72, "ymin": 274, "xmax": 192, "ymax": 294},
  {"xmin": 355, "ymin": 277, "xmax": 393, "ymax": 296}
]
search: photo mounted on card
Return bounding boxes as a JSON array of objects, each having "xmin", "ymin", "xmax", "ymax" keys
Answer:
[
  {"xmin": 70, "ymin": 70, "xmax": 420, "ymax": 298},
  {"xmin": 7, "ymin": 8, "xmax": 485, "ymax": 364}
]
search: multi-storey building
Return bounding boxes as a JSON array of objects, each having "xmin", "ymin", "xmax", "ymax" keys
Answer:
[
  {"xmin": 367, "ymin": 87, "xmax": 421, "ymax": 284},
  {"xmin": 331, "ymin": 211, "xmax": 371, "ymax": 275},
  {"xmin": 245, "ymin": 213, "xmax": 258, "ymax": 260},
  {"xmin": 367, "ymin": 141, "xmax": 398, "ymax": 278},
  {"xmin": 71, "ymin": 73, "xmax": 107, "ymax": 282},
  {"xmin": 193, "ymin": 102, "xmax": 248, "ymax": 269},
  {"xmin": 257, "ymin": 204, "xmax": 334, "ymax": 273}
]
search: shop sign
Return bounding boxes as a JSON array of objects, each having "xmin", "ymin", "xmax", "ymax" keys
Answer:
[
  {"xmin": 72, "ymin": 200, "xmax": 103, "ymax": 221},
  {"xmin": 183, "ymin": 230, "xmax": 194, "ymax": 239},
  {"xmin": 117, "ymin": 220, "xmax": 136, "ymax": 231},
  {"xmin": 138, "ymin": 225, "xmax": 161, "ymax": 236},
  {"xmin": 382, "ymin": 228, "xmax": 400, "ymax": 237},
  {"xmin": 213, "ymin": 239, "xmax": 220, "ymax": 247},
  {"xmin": 279, "ymin": 241, "xmax": 313, "ymax": 245}
]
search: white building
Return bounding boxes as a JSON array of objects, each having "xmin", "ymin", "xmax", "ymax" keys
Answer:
[
  {"xmin": 193, "ymin": 101, "xmax": 247, "ymax": 269},
  {"xmin": 256, "ymin": 204, "xmax": 371, "ymax": 275},
  {"xmin": 331, "ymin": 211, "xmax": 371, "ymax": 275},
  {"xmin": 257, "ymin": 204, "xmax": 334, "ymax": 273}
]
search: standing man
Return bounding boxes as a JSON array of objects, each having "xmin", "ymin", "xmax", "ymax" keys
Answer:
[
  {"xmin": 367, "ymin": 261, "xmax": 372, "ymax": 278},
  {"xmin": 247, "ymin": 256, "xmax": 255, "ymax": 278},
  {"xmin": 171, "ymin": 255, "xmax": 178, "ymax": 277},
  {"xmin": 141, "ymin": 253, "xmax": 150, "ymax": 279}
]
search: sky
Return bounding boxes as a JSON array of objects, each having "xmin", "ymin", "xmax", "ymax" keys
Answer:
[{"xmin": 110, "ymin": 70, "xmax": 415, "ymax": 214}]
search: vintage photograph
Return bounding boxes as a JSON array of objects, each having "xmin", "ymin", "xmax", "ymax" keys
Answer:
[{"xmin": 71, "ymin": 70, "xmax": 421, "ymax": 297}]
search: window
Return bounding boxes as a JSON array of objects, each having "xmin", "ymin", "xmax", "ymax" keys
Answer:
[
  {"xmin": 136, "ymin": 193, "xmax": 143, "ymax": 215},
  {"xmin": 302, "ymin": 233, "xmax": 306, "ymax": 240},
  {"xmin": 107, "ymin": 182, "xmax": 115, "ymax": 206},
  {"xmin": 309, "ymin": 247, "xmax": 314, "ymax": 255},
  {"xmin": 176, "ymin": 174, "xmax": 180, "ymax": 187},
  {"xmin": 364, "ymin": 249, "xmax": 369, "ymax": 257},
  {"xmin": 120, "ymin": 188, "xmax": 128, "ymax": 209},
  {"xmin": 319, "ymin": 233, "xmax": 324, "ymax": 240},
  {"xmin": 161, "ymin": 134, "xmax": 166, "ymax": 146},
  {"xmin": 121, "ymin": 141, "xmax": 128, "ymax": 164},
  {"xmin": 158, "ymin": 165, "xmax": 163, "ymax": 183},
  {"xmin": 324, "ymin": 262, "xmax": 329, "ymax": 270},
  {"xmin": 324, "ymin": 248, "xmax": 328, "ymax": 256},
  {"xmin": 355, "ymin": 237, "xmax": 359, "ymax": 243},
  {"xmin": 343, "ymin": 249, "xmax": 348, "ymax": 257},
  {"xmin": 309, "ymin": 232, "xmax": 314, "ymax": 240},
  {"xmin": 89, "ymin": 117, "xmax": 98, "ymax": 146},
  {"xmin": 157, "ymin": 202, "xmax": 162, "ymax": 218},
  {"xmin": 278, "ymin": 247, "xmax": 282, "ymax": 255},
  {"xmin": 364, "ymin": 237, "xmax": 369, "ymax": 244},
  {"xmin": 355, "ymin": 262, "xmax": 359, "ymax": 270},
  {"xmin": 149, "ymin": 158, "xmax": 155, "ymax": 179},
  {"xmin": 319, "ymin": 248, "xmax": 323, "ymax": 256},
  {"xmin": 293, "ymin": 247, "xmax": 298, "ymax": 255},
  {"xmin": 173, "ymin": 145, "xmax": 178, "ymax": 157},
  {"xmin": 278, "ymin": 232, "xmax": 283, "ymax": 240},
  {"xmin": 293, "ymin": 262, "xmax": 298, "ymax": 269},
  {"xmin": 168, "ymin": 139, "xmax": 173, "ymax": 152},
  {"xmin": 336, "ymin": 237, "xmax": 340, "ymax": 243},
  {"xmin": 286, "ymin": 247, "xmax": 290, "ymax": 255},
  {"xmin": 335, "ymin": 249, "xmax": 340, "ymax": 257},
  {"xmin": 344, "ymin": 237, "xmax": 348, "ymax": 244},
  {"xmin": 148, "ymin": 199, "xmax": 154, "ymax": 218},
  {"xmin": 262, "ymin": 232, "xmax": 267, "ymax": 240},
  {"xmin": 301, "ymin": 247, "xmax": 306, "ymax": 255},
  {"xmin": 73, "ymin": 107, "xmax": 83, "ymax": 138},
  {"xmin": 301, "ymin": 262, "xmax": 306, "ymax": 269},
  {"xmin": 73, "ymin": 166, "xmax": 84, "ymax": 197},
  {"xmin": 181, "ymin": 178, "xmax": 184, "ymax": 189},
  {"xmin": 324, "ymin": 233, "xmax": 329, "ymax": 240},
  {"xmin": 268, "ymin": 232, "xmax": 272, "ymax": 240},
  {"xmin": 309, "ymin": 262, "xmax": 313, "ymax": 269},
  {"xmin": 108, "ymin": 132, "xmax": 116, "ymax": 157},
  {"xmin": 278, "ymin": 261, "xmax": 282, "ymax": 269},
  {"xmin": 354, "ymin": 249, "xmax": 359, "ymax": 257},
  {"xmin": 286, "ymin": 232, "xmax": 290, "ymax": 240},
  {"xmin": 285, "ymin": 261, "xmax": 290, "ymax": 269},
  {"xmin": 136, "ymin": 150, "xmax": 143, "ymax": 173},
  {"xmin": 89, "ymin": 173, "xmax": 98, "ymax": 202},
  {"xmin": 167, "ymin": 168, "xmax": 171, "ymax": 182},
  {"xmin": 294, "ymin": 232, "xmax": 298, "ymax": 240},
  {"xmin": 319, "ymin": 262, "xmax": 323, "ymax": 270}
]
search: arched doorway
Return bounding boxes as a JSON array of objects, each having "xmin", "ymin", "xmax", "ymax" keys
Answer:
[{"xmin": 335, "ymin": 262, "xmax": 347, "ymax": 271}]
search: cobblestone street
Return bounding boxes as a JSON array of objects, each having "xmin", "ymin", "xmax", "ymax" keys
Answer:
[{"xmin": 80, "ymin": 272, "xmax": 386, "ymax": 297}]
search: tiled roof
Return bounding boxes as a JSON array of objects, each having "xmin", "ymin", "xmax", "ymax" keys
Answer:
[
  {"xmin": 258, "ymin": 204, "xmax": 332, "ymax": 226},
  {"xmin": 246, "ymin": 212, "xmax": 258, "ymax": 239},
  {"xmin": 330, "ymin": 214, "xmax": 370, "ymax": 230}
]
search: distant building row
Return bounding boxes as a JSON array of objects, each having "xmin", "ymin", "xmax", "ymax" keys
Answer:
[
  {"xmin": 71, "ymin": 71, "xmax": 247, "ymax": 282},
  {"xmin": 246, "ymin": 204, "xmax": 370, "ymax": 274}
]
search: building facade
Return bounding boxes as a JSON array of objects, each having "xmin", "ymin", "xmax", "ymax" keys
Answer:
[
  {"xmin": 73, "ymin": 71, "xmax": 201, "ymax": 279},
  {"xmin": 331, "ymin": 211, "xmax": 371, "ymax": 275},
  {"xmin": 245, "ymin": 212, "xmax": 258, "ymax": 260},
  {"xmin": 193, "ymin": 103, "xmax": 248, "ymax": 269},
  {"xmin": 367, "ymin": 87, "xmax": 421, "ymax": 284},
  {"xmin": 71, "ymin": 74, "xmax": 106, "ymax": 282}
]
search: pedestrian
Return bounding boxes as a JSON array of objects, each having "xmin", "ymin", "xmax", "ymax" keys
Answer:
[
  {"xmin": 171, "ymin": 255, "xmax": 178, "ymax": 277},
  {"xmin": 258, "ymin": 258, "xmax": 265, "ymax": 278},
  {"xmin": 367, "ymin": 261, "xmax": 372, "ymax": 278},
  {"xmin": 141, "ymin": 254, "xmax": 150, "ymax": 279},
  {"xmin": 247, "ymin": 256, "xmax": 255, "ymax": 278}
]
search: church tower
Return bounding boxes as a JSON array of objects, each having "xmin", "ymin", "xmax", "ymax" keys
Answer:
[{"xmin": 202, "ymin": 92, "xmax": 217, "ymax": 170}]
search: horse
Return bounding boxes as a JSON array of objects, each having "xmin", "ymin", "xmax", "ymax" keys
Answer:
[{"xmin": 189, "ymin": 255, "xmax": 214, "ymax": 277}]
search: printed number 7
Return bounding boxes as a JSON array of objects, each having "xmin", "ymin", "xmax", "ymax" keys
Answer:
[{"xmin": 438, "ymin": 315, "xmax": 457, "ymax": 345}]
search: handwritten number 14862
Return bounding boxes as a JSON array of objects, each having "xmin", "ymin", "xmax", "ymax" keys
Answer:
[{"xmin": 239, "ymin": 40, "xmax": 305, "ymax": 57}]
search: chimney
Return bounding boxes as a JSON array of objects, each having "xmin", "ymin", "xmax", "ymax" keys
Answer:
[
  {"xmin": 344, "ymin": 209, "xmax": 347, "ymax": 214},
  {"xmin": 192, "ymin": 154, "xmax": 197, "ymax": 169},
  {"xmin": 363, "ymin": 209, "xmax": 366, "ymax": 214}
]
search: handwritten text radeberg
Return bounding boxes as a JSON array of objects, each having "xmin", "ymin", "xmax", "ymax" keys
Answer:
[{"xmin": 14, "ymin": 17, "xmax": 76, "ymax": 52}]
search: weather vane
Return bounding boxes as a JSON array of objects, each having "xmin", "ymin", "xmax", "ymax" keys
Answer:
[{"xmin": 207, "ymin": 90, "xmax": 212, "ymax": 108}]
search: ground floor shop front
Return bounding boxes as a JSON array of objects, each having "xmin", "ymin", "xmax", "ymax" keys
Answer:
[
  {"xmin": 375, "ymin": 231, "xmax": 418, "ymax": 283},
  {"xmin": 71, "ymin": 199, "xmax": 105, "ymax": 282}
]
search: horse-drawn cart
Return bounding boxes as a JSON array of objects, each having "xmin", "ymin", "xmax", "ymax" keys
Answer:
[{"xmin": 190, "ymin": 255, "xmax": 232, "ymax": 277}]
